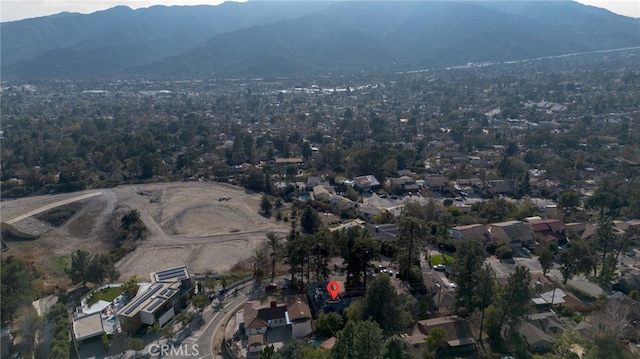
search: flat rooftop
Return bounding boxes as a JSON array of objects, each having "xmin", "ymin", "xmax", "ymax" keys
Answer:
[
  {"xmin": 73, "ymin": 312, "xmax": 105, "ymax": 341},
  {"xmin": 151, "ymin": 265, "xmax": 190, "ymax": 283}
]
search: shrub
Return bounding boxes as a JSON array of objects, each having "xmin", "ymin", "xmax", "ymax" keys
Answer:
[
  {"xmin": 559, "ymin": 306, "xmax": 574, "ymax": 317},
  {"xmin": 572, "ymin": 313, "xmax": 583, "ymax": 323},
  {"xmin": 102, "ymin": 333, "xmax": 109, "ymax": 349}
]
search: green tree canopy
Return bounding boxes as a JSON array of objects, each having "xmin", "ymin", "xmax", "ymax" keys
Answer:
[
  {"xmin": 1, "ymin": 256, "xmax": 34, "ymax": 320},
  {"xmin": 538, "ymin": 249, "xmax": 555, "ymax": 276},
  {"xmin": 452, "ymin": 238, "xmax": 485, "ymax": 316},
  {"xmin": 338, "ymin": 227, "xmax": 380, "ymax": 290},
  {"xmin": 361, "ymin": 275, "xmax": 410, "ymax": 337},
  {"xmin": 383, "ymin": 335, "xmax": 412, "ymax": 359},
  {"xmin": 122, "ymin": 275, "xmax": 140, "ymax": 299},
  {"xmin": 87, "ymin": 253, "xmax": 119, "ymax": 285},
  {"xmin": 331, "ymin": 320, "xmax": 384, "ymax": 359},
  {"xmin": 266, "ymin": 232, "xmax": 282, "ymax": 283},
  {"xmin": 67, "ymin": 249, "xmax": 92, "ymax": 287},
  {"xmin": 315, "ymin": 312, "xmax": 345, "ymax": 338},
  {"xmin": 396, "ymin": 215, "xmax": 428, "ymax": 279},
  {"xmin": 261, "ymin": 195, "xmax": 273, "ymax": 216},
  {"xmin": 300, "ymin": 205, "xmax": 321, "ymax": 234}
]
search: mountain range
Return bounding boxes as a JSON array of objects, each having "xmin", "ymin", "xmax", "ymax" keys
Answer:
[{"xmin": 2, "ymin": 0, "xmax": 639, "ymax": 79}]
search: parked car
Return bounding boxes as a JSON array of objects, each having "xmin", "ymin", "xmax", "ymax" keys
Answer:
[
  {"xmin": 433, "ymin": 264, "xmax": 446, "ymax": 271},
  {"xmin": 265, "ymin": 283, "xmax": 277, "ymax": 291}
]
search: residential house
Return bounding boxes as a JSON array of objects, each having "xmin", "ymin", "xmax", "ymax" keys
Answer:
[
  {"xmin": 565, "ymin": 222, "xmax": 597, "ymax": 241},
  {"xmin": 366, "ymin": 223, "xmax": 399, "ymax": 242},
  {"xmin": 243, "ymin": 300, "xmax": 288, "ymax": 336},
  {"xmin": 490, "ymin": 220, "xmax": 534, "ymax": 248},
  {"xmin": 356, "ymin": 203, "xmax": 383, "ymax": 220},
  {"xmin": 526, "ymin": 218, "xmax": 566, "ymax": 250},
  {"xmin": 532, "ymin": 288, "xmax": 566, "ymax": 307},
  {"xmin": 406, "ymin": 316, "xmax": 477, "ymax": 358},
  {"xmin": 398, "ymin": 169, "xmax": 415, "ymax": 177},
  {"xmin": 422, "ymin": 271, "xmax": 456, "ymax": 313},
  {"xmin": 117, "ymin": 266, "xmax": 192, "ymax": 334},
  {"xmin": 313, "ymin": 185, "xmax": 335, "ymax": 201},
  {"xmin": 451, "ymin": 224, "xmax": 494, "ymax": 247},
  {"xmin": 329, "ymin": 195, "xmax": 358, "ymax": 211},
  {"xmin": 424, "ymin": 176, "xmax": 449, "ymax": 192},
  {"xmin": 306, "ymin": 281, "xmax": 360, "ymax": 317},
  {"xmin": 353, "ymin": 175, "xmax": 381, "ymax": 192},
  {"xmin": 615, "ymin": 220, "xmax": 640, "ymax": 239},
  {"xmin": 519, "ymin": 311, "xmax": 564, "ymax": 353},
  {"xmin": 118, "ymin": 281, "xmax": 182, "ymax": 334},
  {"xmin": 386, "ymin": 176, "xmax": 419, "ymax": 195},
  {"xmin": 285, "ymin": 295, "xmax": 313, "ymax": 338},
  {"xmin": 454, "ymin": 179, "xmax": 474, "ymax": 194},
  {"xmin": 307, "ymin": 176, "xmax": 328, "ymax": 188},
  {"xmin": 484, "ymin": 180, "xmax": 515, "ymax": 196}
]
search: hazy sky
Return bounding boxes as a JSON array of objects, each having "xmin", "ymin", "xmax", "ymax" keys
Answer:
[{"xmin": 1, "ymin": 0, "xmax": 639, "ymax": 22}]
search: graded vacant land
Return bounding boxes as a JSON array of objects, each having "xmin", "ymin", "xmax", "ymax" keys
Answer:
[{"xmin": 1, "ymin": 182, "xmax": 289, "ymax": 286}]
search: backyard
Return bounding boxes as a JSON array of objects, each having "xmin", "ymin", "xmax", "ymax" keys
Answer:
[{"xmin": 87, "ymin": 286, "xmax": 124, "ymax": 306}]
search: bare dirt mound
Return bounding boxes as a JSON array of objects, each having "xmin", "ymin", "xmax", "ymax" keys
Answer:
[
  {"xmin": 111, "ymin": 182, "xmax": 289, "ymax": 278},
  {"xmin": 1, "ymin": 183, "xmax": 290, "ymax": 283},
  {"xmin": 164, "ymin": 204, "xmax": 271, "ymax": 236}
]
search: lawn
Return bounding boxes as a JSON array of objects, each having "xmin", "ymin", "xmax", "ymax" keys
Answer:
[
  {"xmin": 430, "ymin": 254, "xmax": 455, "ymax": 266},
  {"xmin": 87, "ymin": 286, "xmax": 124, "ymax": 306},
  {"xmin": 55, "ymin": 256, "xmax": 68, "ymax": 276}
]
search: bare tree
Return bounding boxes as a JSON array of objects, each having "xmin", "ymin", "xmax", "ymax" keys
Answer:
[{"xmin": 591, "ymin": 298, "xmax": 630, "ymax": 340}]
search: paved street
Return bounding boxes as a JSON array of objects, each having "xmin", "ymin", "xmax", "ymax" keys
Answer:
[{"xmin": 165, "ymin": 282, "xmax": 259, "ymax": 359}]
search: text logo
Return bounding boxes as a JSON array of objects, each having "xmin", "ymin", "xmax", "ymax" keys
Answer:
[{"xmin": 148, "ymin": 344, "xmax": 200, "ymax": 357}]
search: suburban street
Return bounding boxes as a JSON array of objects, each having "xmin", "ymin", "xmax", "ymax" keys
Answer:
[{"xmin": 160, "ymin": 281, "xmax": 262, "ymax": 359}]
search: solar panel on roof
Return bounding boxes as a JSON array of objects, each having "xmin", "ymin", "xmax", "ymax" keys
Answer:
[
  {"xmin": 146, "ymin": 298, "xmax": 165, "ymax": 312},
  {"xmin": 156, "ymin": 267, "xmax": 187, "ymax": 281},
  {"xmin": 159, "ymin": 289, "xmax": 169, "ymax": 296},
  {"xmin": 124, "ymin": 284, "xmax": 163, "ymax": 315}
]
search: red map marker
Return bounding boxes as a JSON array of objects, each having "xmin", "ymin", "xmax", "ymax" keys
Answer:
[{"xmin": 327, "ymin": 280, "xmax": 340, "ymax": 301}]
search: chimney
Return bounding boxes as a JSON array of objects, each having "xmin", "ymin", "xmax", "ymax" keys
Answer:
[{"xmin": 270, "ymin": 300, "xmax": 277, "ymax": 308}]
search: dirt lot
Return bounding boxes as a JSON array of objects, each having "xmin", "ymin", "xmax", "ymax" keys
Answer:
[{"xmin": 1, "ymin": 182, "xmax": 290, "ymax": 286}]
